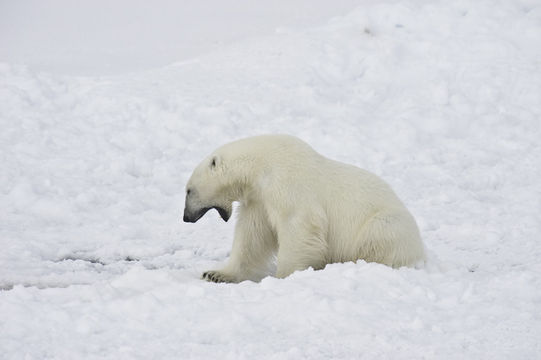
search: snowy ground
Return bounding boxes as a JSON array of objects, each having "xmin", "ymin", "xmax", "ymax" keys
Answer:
[{"xmin": 1, "ymin": 0, "xmax": 541, "ymax": 359}]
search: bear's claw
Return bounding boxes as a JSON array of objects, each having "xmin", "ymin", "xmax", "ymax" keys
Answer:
[{"xmin": 202, "ymin": 270, "xmax": 235, "ymax": 283}]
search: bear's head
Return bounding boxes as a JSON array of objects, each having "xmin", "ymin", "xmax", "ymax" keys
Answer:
[
  {"xmin": 183, "ymin": 153, "xmax": 233, "ymax": 223},
  {"xmin": 183, "ymin": 136, "xmax": 280, "ymax": 223},
  {"xmin": 183, "ymin": 144, "xmax": 253, "ymax": 223}
]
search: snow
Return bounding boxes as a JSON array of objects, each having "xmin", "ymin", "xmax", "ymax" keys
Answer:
[
  {"xmin": 0, "ymin": 0, "xmax": 362, "ymax": 76},
  {"xmin": 1, "ymin": 0, "xmax": 541, "ymax": 358}
]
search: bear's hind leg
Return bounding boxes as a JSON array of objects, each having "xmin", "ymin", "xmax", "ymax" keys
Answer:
[{"xmin": 357, "ymin": 209, "xmax": 424, "ymax": 268}]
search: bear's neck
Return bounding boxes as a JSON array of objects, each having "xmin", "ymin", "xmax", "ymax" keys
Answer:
[{"xmin": 229, "ymin": 155, "xmax": 266, "ymax": 204}]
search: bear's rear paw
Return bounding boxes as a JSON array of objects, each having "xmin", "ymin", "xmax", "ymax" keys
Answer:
[{"xmin": 202, "ymin": 270, "xmax": 236, "ymax": 283}]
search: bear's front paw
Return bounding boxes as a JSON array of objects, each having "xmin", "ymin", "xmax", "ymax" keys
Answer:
[{"xmin": 202, "ymin": 270, "xmax": 236, "ymax": 283}]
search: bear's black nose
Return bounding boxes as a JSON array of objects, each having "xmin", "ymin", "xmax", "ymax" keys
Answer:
[{"xmin": 183, "ymin": 209, "xmax": 193, "ymax": 223}]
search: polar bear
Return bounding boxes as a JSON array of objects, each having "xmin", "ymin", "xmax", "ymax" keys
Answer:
[{"xmin": 183, "ymin": 135, "xmax": 424, "ymax": 283}]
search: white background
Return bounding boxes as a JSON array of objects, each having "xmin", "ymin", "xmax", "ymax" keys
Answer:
[{"xmin": 1, "ymin": 0, "xmax": 540, "ymax": 358}]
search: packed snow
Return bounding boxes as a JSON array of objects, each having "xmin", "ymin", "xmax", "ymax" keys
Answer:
[{"xmin": 1, "ymin": 0, "xmax": 541, "ymax": 359}]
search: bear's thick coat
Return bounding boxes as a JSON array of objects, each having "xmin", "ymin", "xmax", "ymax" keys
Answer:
[{"xmin": 184, "ymin": 135, "xmax": 424, "ymax": 283}]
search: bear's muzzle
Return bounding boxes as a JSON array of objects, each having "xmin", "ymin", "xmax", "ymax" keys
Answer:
[{"xmin": 183, "ymin": 206, "xmax": 230, "ymax": 223}]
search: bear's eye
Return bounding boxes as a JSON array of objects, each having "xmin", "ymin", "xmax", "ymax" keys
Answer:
[{"xmin": 210, "ymin": 157, "xmax": 216, "ymax": 168}]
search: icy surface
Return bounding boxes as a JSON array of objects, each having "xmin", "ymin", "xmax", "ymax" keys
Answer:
[{"xmin": 1, "ymin": 0, "xmax": 541, "ymax": 358}]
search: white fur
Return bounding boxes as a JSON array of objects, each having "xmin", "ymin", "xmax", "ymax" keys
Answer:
[{"xmin": 184, "ymin": 135, "xmax": 425, "ymax": 282}]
